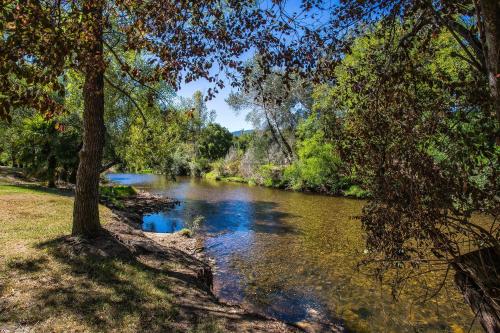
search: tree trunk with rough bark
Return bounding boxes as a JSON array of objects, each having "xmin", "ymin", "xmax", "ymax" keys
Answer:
[
  {"xmin": 72, "ymin": 1, "xmax": 106, "ymax": 238},
  {"xmin": 453, "ymin": 247, "xmax": 500, "ymax": 333},
  {"xmin": 47, "ymin": 154, "xmax": 56, "ymax": 188},
  {"xmin": 479, "ymin": 0, "xmax": 500, "ymax": 141}
]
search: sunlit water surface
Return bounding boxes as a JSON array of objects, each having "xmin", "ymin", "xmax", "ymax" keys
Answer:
[{"xmin": 107, "ymin": 173, "xmax": 480, "ymax": 332}]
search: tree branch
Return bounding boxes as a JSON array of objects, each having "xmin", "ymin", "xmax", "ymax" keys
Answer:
[
  {"xmin": 103, "ymin": 75, "xmax": 148, "ymax": 128},
  {"xmin": 100, "ymin": 160, "xmax": 119, "ymax": 173}
]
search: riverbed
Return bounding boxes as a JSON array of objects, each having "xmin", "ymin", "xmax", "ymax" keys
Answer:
[{"xmin": 107, "ymin": 173, "xmax": 479, "ymax": 332}]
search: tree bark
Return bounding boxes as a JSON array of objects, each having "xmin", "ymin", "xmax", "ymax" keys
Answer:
[
  {"xmin": 72, "ymin": 1, "xmax": 106, "ymax": 238},
  {"xmin": 453, "ymin": 247, "xmax": 500, "ymax": 333},
  {"xmin": 270, "ymin": 109, "xmax": 295, "ymax": 162},
  {"xmin": 47, "ymin": 154, "xmax": 56, "ymax": 188},
  {"xmin": 479, "ymin": 0, "xmax": 500, "ymax": 141},
  {"xmin": 263, "ymin": 108, "xmax": 293, "ymax": 163}
]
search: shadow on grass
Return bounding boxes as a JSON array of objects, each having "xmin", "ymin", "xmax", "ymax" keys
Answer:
[
  {"xmin": 0, "ymin": 183, "xmax": 74, "ymax": 197},
  {"xmin": 2, "ymin": 229, "xmax": 296, "ymax": 332},
  {"xmin": 7, "ymin": 256, "xmax": 49, "ymax": 273},
  {"xmin": 2, "ymin": 229, "xmax": 215, "ymax": 332},
  {"xmin": 35, "ymin": 231, "xmax": 182, "ymax": 332}
]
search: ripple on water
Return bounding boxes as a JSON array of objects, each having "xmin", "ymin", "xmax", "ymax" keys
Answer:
[{"xmin": 108, "ymin": 173, "xmax": 482, "ymax": 332}]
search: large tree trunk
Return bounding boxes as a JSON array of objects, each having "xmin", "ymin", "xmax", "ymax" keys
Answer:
[
  {"xmin": 72, "ymin": 1, "xmax": 105, "ymax": 238},
  {"xmin": 47, "ymin": 153, "xmax": 56, "ymax": 188},
  {"xmin": 453, "ymin": 247, "xmax": 500, "ymax": 333},
  {"xmin": 479, "ymin": 0, "xmax": 500, "ymax": 140}
]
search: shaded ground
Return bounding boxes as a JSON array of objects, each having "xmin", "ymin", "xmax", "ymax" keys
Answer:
[{"xmin": 0, "ymin": 168, "xmax": 300, "ymax": 333}]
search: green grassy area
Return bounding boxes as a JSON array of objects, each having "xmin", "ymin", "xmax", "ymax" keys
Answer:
[
  {"xmin": 220, "ymin": 176, "xmax": 247, "ymax": 183},
  {"xmin": 100, "ymin": 185, "xmax": 138, "ymax": 198},
  {"xmin": 0, "ymin": 184, "xmax": 208, "ymax": 332},
  {"xmin": 203, "ymin": 172, "xmax": 249, "ymax": 184},
  {"xmin": 99, "ymin": 185, "xmax": 137, "ymax": 209}
]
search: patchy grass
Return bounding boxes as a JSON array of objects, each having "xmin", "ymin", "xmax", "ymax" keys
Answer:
[
  {"xmin": 220, "ymin": 176, "xmax": 247, "ymax": 183},
  {"xmin": 178, "ymin": 228, "xmax": 193, "ymax": 238},
  {"xmin": 0, "ymin": 184, "xmax": 181, "ymax": 332}
]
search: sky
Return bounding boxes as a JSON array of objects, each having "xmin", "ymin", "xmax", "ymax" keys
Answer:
[{"xmin": 176, "ymin": 80, "xmax": 250, "ymax": 133}]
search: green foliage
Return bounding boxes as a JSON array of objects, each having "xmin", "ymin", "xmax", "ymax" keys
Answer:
[
  {"xmin": 203, "ymin": 170, "xmax": 220, "ymax": 181},
  {"xmin": 100, "ymin": 185, "xmax": 137, "ymax": 209},
  {"xmin": 221, "ymin": 176, "xmax": 247, "ymax": 183},
  {"xmin": 197, "ymin": 124, "xmax": 233, "ymax": 161},
  {"xmin": 100, "ymin": 185, "xmax": 137, "ymax": 199},
  {"xmin": 282, "ymin": 115, "xmax": 345, "ymax": 193},
  {"xmin": 0, "ymin": 110, "xmax": 81, "ymax": 185},
  {"xmin": 178, "ymin": 228, "xmax": 193, "ymax": 238},
  {"xmin": 328, "ymin": 23, "xmax": 499, "ymax": 296},
  {"xmin": 189, "ymin": 157, "xmax": 211, "ymax": 177},
  {"xmin": 343, "ymin": 185, "xmax": 370, "ymax": 199},
  {"xmin": 256, "ymin": 163, "xmax": 284, "ymax": 188}
]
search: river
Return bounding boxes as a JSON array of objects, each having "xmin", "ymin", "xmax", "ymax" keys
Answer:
[{"xmin": 107, "ymin": 173, "xmax": 479, "ymax": 332}]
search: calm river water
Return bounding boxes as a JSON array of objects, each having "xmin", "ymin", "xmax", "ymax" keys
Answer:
[{"xmin": 107, "ymin": 174, "xmax": 479, "ymax": 332}]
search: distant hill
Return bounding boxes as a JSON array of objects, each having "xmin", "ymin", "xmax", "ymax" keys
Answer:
[{"xmin": 231, "ymin": 129, "xmax": 254, "ymax": 137}]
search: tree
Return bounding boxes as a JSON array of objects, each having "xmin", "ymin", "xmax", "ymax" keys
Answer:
[
  {"xmin": 234, "ymin": 2, "xmax": 499, "ymax": 330},
  {"xmin": 227, "ymin": 59, "xmax": 312, "ymax": 163},
  {"xmin": 269, "ymin": 0, "xmax": 499, "ymax": 138},
  {"xmin": 198, "ymin": 123, "xmax": 233, "ymax": 161},
  {"xmin": 1, "ymin": 1, "xmax": 277, "ymax": 238},
  {"xmin": 323, "ymin": 24, "xmax": 499, "ymax": 331}
]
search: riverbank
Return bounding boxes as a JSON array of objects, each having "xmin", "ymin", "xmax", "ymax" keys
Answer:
[
  {"xmin": 0, "ymin": 167, "xmax": 301, "ymax": 333},
  {"xmin": 204, "ymin": 172, "xmax": 370, "ymax": 199}
]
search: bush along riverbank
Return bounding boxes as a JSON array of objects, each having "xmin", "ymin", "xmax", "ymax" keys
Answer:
[
  {"xmin": 204, "ymin": 162, "xmax": 370, "ymax": 199},
  {"xmin": 193, "ymin": 125, "xmax": 371, "ymax": 199},
  {"xmin": 0, "ymin": 167, "xmax": 302, "ymax": 333}
]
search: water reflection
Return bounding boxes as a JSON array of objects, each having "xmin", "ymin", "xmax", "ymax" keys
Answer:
[
  {"xmin": 142, "ymin": 212, "xmax": 185, "ymax": 233},
  {"xmin": 107, "ymin": 173, "xmax": 480, "ymax": 332}
]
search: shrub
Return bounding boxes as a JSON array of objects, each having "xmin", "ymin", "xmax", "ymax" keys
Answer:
[
  {"xmin": 190, "ymin": 157, "xmax": 210, "ymax": 176},
  {"xmin": 178, "ymin": 228, "xmax": 193, "ymax": 238},
  {"xmin": 100, "ymin": 185, "xmax": 137, "ymax": 209},
  {"xmin": 222, "ymin": 147, "xmax": 241, "ymax": 176},
  {"xmin": 283, "ymin": 131, "xmax": 342, "ymax": 192},
  {"xmin": 343, "ymin": 185, "xmax": 370, "ymax": 199},
  {"xmin": 222, "ymin": 176, "xmax": 247, "ymax": 183},
  {"xmin": 204, "ymin": 170, "xmax": 220, "ymax": 181},
  {"xmin": 100, "ymin": 185, "xmax": 137, "ymax": 199},
  {"xmin": 256, "ymin": 163, "xmax": 284, "ymax": 187}
]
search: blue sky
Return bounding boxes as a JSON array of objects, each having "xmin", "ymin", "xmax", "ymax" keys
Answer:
[{"xmin": 176, "ymin": 80, "xmax": 249, "ymax": 132}]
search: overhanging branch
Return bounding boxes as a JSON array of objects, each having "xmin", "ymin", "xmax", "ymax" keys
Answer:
[{"xmin": 103, "ymin": 75, "xmax": 148, "ymax": 128}]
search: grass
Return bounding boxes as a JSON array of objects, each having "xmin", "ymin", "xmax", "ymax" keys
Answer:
[
  {"xmin": 0, "ymin": 184, "xmax": 190, "ymax": 332},
  {"xmin": 220, "ymin": 176, "xmax": 247, "ymax": 183},
  {"xmin": 178, "ymin": 228, "xmax": 193, "ymax": 238},
  {"xmin": 203, "ymin": 171, "xmax": 221, "ymax": 181},
  {"xmin": 100, "ymin": 185, "xmax": 137, "ymax": 200},
  {"xmin": 203, "ymin": 172, "xmax": 250, "ymax": 184}
]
